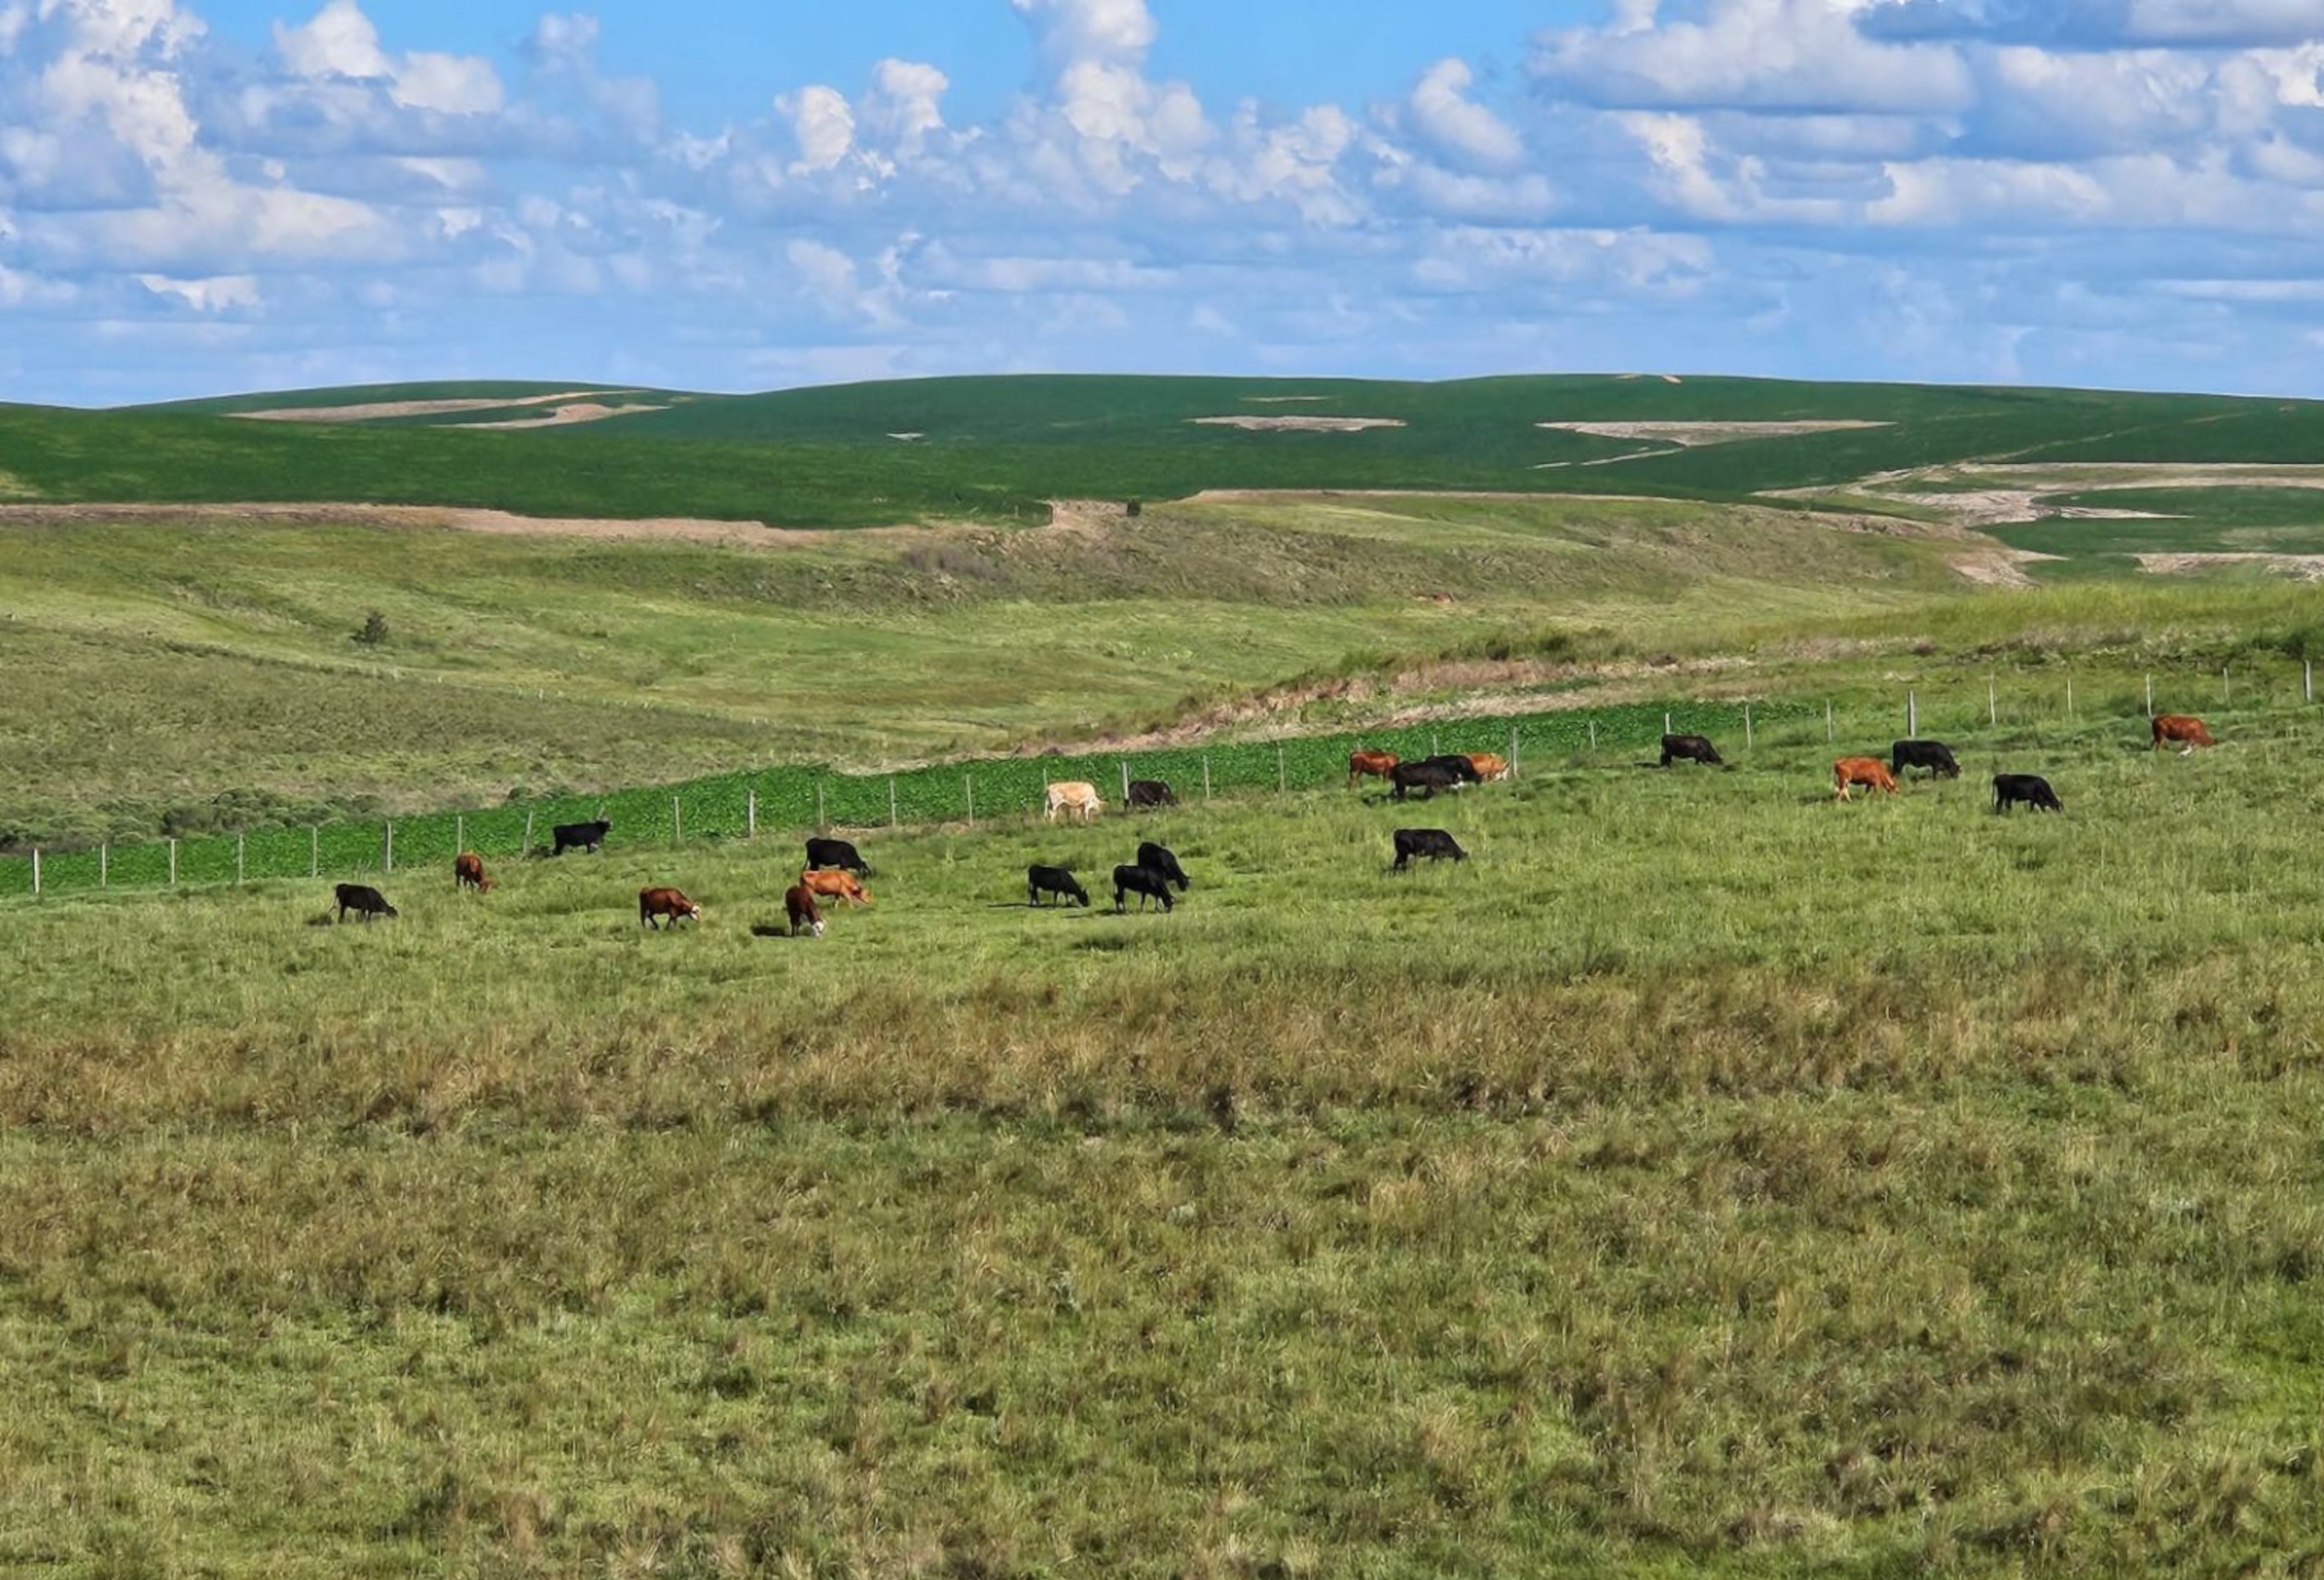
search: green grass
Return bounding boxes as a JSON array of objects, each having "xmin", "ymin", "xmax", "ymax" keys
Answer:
[
  {"xmin": 1990, "ymin": 488, "xmax": 2324, "ymax": 564},
  {"xmin": 7, "ymin": 704, "xmax": 2324, "ymax": 1576}
]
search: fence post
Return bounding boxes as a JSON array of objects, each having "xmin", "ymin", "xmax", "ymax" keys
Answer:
[
  {"xmin": 1509, "ymin": 726, "xmax": 1520, "ymax": 778},
  {"xmin": 236, "ymin": 832, "xmax": 244, "ymax": 886},
  {"xmin": 310, "ymin": 826, "xmax": 319, "ymax": 877},
  {"xmin": 965, "ymin": 775, "xmax": 974, "ymax": 828},
  {"xmin": 1203, "ymin": 756, "xmax": 1212, "ymax": 801},
  {"xmin": 889, "ymin": 778, "xmax": 898, "ymax": 828},
  {"xmin": 1744, "ymin": 701, "xmax": 1754, "ymax": 749},
  {"xmin": 1825, "ymin": 701, "xmax": 1833, "ymax": 744},
  {"xmin": 672, "ymin": 796, "xmax": 682, "ymax": 845},
  {"xmin": 1276, "ymin": 744, "xmax": 1287, "ymax": 794},
  {"xmin": 747, "ymin": 789, "xmax": 757, "ymax": 840},
  {"xmin": 2223, "ymin": 665, "xmax": 2231, "ymax": 705},
  {"xmin": 1665, "ymin": 710, "xmax": 1673, "ymax": 736},
  {"xmin": 2146, "ymin": 674, "xmax": 2154, "ymax": 718},
  {"xmin": 30, "ymin": 848, "xmax": 37, "ymax": 897},
  {"xmin": 456, "ymin": 813, "xmax": 465, "ymax": 854},
  {"xmin": 384, "ymin": 821, "xmax": 394, "ymax": 874},
  {"xmin": 2307, "ymin": 660, "xmax": 2314, "ymax": 704},
  {"xmin": 1431, "ymin": 731, "xmax": 1440, "ymax": 757},
  {"xmin": 1120, "ymin": 761, "xmax": 1131, "ymax": 802},
  {"xmin": 99, "ymin": 842, "xmax": 108, "ymax": 889},
  {"xmin": 523, "ymin": 810, "xmax": 535, "ymax": 854},
  {"xmin": 1588, "ymin": 718, "xmax": 1597, "ymax": 754},
  {"xmin": 817, "ymin": 783, "xmax": 826, "ymax": 830},
  {"xmin": 1907, "ymin": 690, "xmax": 1917, "ymax": 739},
  {"xmin": 1988, "ymin": 677, "xmax": 1997, "ymax": 727},
  {"xmin": 2067, "ymin": 676, "xmax": 2074, "ymax": 720},
  {"xmin": 169, "ymin": 838, "xmax": 178, "ymax": 887}
]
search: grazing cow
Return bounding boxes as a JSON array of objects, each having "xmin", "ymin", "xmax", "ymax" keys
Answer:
[
  {"xmin": 1127, "ymin": 779, "xmax": 1177, "ymax": 810},
  {"xmin": 1113, "ymin": 863, "xmax": 1175, "ymax": 913},
  {"xmin": 1136, "ymin": 841, "xmax": 1189, "ymax": 892},
  {"xmin": 1045, "ymin": 781, "xmax": 1103, "ymax": 822},
  {"xmin": 2152, "ymin": 714, "xmax": 2215, "ymax": 754},
  {"xmin": 784, "ymin": 884, "xmax": 825, "ymax": 938},
  {"xmin": 1027, "ymin": 864, "xmax": 1089, "ymax": 907},
  {"xmin": 1993, "ymin": 773, "xmax": 2064, "ymax": 814},
  {"xmin": 1464, "ymin": 752, "xmax": 1511, "ymax": 783},
  {"xmin": 1419, "ymin": 754, "xmax": 1484, "ymax": 785},
  {"xmin": 804, "ymin": 836, "xmax": 871, "ymax": 876},
  {"xmin": 1392, "ymin": 828, "xmax": 1466, "ymax": 871},
  {"xmin": 1348, "ymin": 749, "xmax": 1399, "ymax": 788},
  {"xmin": 334, "ymin": 882, "xmax": 397, "ymax": 923},
  {"xmin": 1660, "ymin": 733, "xmax": 1723, "ymax": 768},
  {"xmin": 454, "ymin": 850, "xmax": 493, "ymax": 892},
  {"xmin": 639, "ymin": 886, "xmax": 702, "ymax": 928},
  {"xmin": 1833, "ymin": 757, "xmax": 1900, "ymax": 800},
  {"xmin": 1390, "ymin": 761, "xmax": 1460, "ymax": 801},
  {"xmin": 551, "ymin": 818, "xmax": 612, "ymax": 855},
  {"xmin": 799, "ymin": 869, "xmax": 871, "ymax": 907},
  {"xmin": 1891, "ymin": 740, "xmax": 1961, "ymax": 780}
]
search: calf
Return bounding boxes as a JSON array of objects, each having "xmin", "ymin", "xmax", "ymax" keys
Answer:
[
  {"xmin": 454, "ymin": 850, "xmax": 493, "ymax": 891},
  {"xmin": 1113, "ymin": 863, "xmax": 1175, "ymax": 914},
  {"xmin": 1891, "ymin": 739, "xmax": 1961, "ymax": 779},
  {"xmin": 1993, "ymin": 773, "xmax": 2064, "ymax": 814},
  {"xmin": 1127, "ymin": 779, "xmax": 1177, "ymax": 810},
  {"xmin": 1348, "ymin": 749, "xmax": 1399, "ymax": 788},
  {"xmin": 1392, "ymin": 828, "xmax": 1466, "ymax": 871},
  {"xmin": 1390, "ymin": 761, "xmax": 1459, "ymax": 801},
  {"xmin": 784, "ymin": 884, "xmax": 825, "ymax": 938},
  {"xmin": 1833, "ymin": 757, "xmax": 1899, "ymax": 800},
  {"xmin": 1660, "ymin": 733, "xmax": 1723, "ymax": 768},
  {"xmin": 639, "ymin": 886, "xmax": 702, "ymax": 928},
  {"xmin": 334, "ymin": 882, "xmax": 397, "ymax": 923},
  {"xmin": 799, "ymin": 869, "xmax": 871, "ymax": 907},
  {"xmin": 1136, "ymin": 841, "xmax": 1189, "ymax": 892},
  {"xmin": 804, "ymin": 836, "xmax": 871, "ymax": 876},
  {"xmin": 551, "ymin": 818, "xmax": 611, "ymax": 855},
  {"xmin": 1027, "ymin": 864, "xmax": 1089, "ymax": 907},
  {"xmin": 2152, "ymin": 714, "xmax": 2215, "ymax": 754}
]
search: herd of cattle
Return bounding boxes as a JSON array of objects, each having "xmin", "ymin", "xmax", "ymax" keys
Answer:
[{"xmin": 322, "ymin": 711, "xmax": 2216, "ymax": 929}]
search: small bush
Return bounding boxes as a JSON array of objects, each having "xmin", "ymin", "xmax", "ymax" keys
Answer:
[{"xmin": 352, "ymin": 611, "xmax": 390, "ymax": 647}]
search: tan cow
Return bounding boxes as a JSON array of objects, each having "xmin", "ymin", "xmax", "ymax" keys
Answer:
[
  {"xmin": 1464, "ymin": 752, "xmax": 1511, "ymax": 783},
  {"xmin": 1045, "ymin": 781, "xmax": 1103, "ymax": 822}
]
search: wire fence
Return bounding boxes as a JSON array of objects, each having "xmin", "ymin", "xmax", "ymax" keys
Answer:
[{"xmin": 4, "ymin": 661, "xmax": 2310, "ymax": 902}]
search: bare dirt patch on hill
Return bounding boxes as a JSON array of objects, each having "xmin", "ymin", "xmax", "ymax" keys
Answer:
[
  {"xmin": 230, "ymin": 390, "xmax": 640, "ymax": 424},
  {"xmin": 1190, "ymin": 415, "xmax": 1406, "ymax": 433}
]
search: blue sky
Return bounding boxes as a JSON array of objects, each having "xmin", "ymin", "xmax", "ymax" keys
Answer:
[{"xmin": 5, "ymin": 0, "xmax": 2324, "ymax": 404}]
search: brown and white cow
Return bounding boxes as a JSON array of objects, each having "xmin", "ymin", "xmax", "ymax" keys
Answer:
[
  {"xmin": 454, "ymin": 850, "xmax": 493, "ymax": 892},
  {"xmin": 1348, "ymin": 749, "xmax": 1399, "ymax": 788},
  {"xmin": 784, "ymin": 883, "xmax": 826, "ymax": 938},
  {"xmin": 1833, "ymin": 757, "xmax": 1899, "ymax": 800},
  {"xmin": 1044, "ymin": 781, "xmax": 1103, "ymax": 822},
  {"xmin": 1464, "ymin": 752, "xmax": 1511, "ymax": 783},
  {"xmin": 639, "ymin": 886, "xmax": 702, "ymax": 928},
  {"xmin": 799, "ymin": 869, "xmax": 871, "ymax": 907},
  {"xmin": 2152, "ymin": 714, "xmax": 2215, "ymax": 754}
]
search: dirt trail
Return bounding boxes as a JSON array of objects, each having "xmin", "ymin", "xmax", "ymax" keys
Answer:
[
  {"xmin": 231, "ymin": 389, "xmax": 640, "ymax": 423},
  {"xmin": 1537, "ymin": 420, "xmax": 1890, "ymax": 446},
  {"xmin": 0, "ymin": 500, "xmax": 928, "ymax": 549}
]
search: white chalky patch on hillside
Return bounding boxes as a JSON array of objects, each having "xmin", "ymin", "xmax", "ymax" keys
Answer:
[{"xmin": 1191, "ymin": 415, "xmax": 1406, "ymax": 432}]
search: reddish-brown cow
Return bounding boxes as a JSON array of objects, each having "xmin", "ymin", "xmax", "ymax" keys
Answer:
[
  {"xmin": 1348, "ymin": 749, "xmax": 1399, "ymax": 788},
  {"xmin": 639, "ymin": 886, "xmax": 703, "ymax": 928},
  {"xmin": 784, "ymin": 884, "xmax": 825, "ymax": 938},
  {"xmin": 1833, "ymin": 757, "xmax": 1900, "ymax": 800},
  {"xmin": 2152, "ymin": 714, "xmax": 2215, "ymax": 754},
  {"xmin": 798, "ymin": 869, "xmax": 871, "ymax": 907},
  {"xmin": 454, "ymin": 850, "xmax": 493, "ymax": 892}
]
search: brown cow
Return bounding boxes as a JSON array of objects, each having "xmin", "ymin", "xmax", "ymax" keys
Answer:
[
  {"xmin": 1465, "ymin": 752, "xmax": 1511, "ymax": 783},
  {"xmin": 798, "ymin": 869, "xmax": 871, "ymax": 907},
  {"xmin": 1833, "ymin": 757, "xmax": 1899, "ymax": 800},
  {"xmin": 2152, "ymin": 713, "xmax": 2215, "ymax": 754},
  {"xmin": 784, "ymin": 884, "xmax": 825, "ymax": 938},
  {"xmin": 639, "ymin": 886, "xmax": 702, "ymax": 928},
  {"xmin": 454, "ymin": 851, "xmax": 493, "ymax": 892},
  {"xmin": 1348, "ymin": 749, "xmax": 1399, "ymax": 788}
]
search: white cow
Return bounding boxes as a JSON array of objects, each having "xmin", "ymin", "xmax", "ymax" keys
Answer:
[{"xmin": 1044, "ymin": 781, "xmax": 1103, "ymax": 822}]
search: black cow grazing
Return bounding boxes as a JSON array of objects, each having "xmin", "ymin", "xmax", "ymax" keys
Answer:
[
  {"xmin": 1892, "ymin": 739, "xmax": 1961, "ymax": 780},
  {"xmin": 1127, "ymin": 780, "xmax": 1178, "ymax": 810},
  {"xmin": 1027, "ymin": 864, "xmax": 1089, "ymax": 907},
  {"xmin": 1113, "ymin": 863, "xmax": 1176, "ymax": 913},
  {"xmin": 334, "ymin": 882, "xmax": 397, "ymax": 923},
  {"xmin": 1660, "ymin": 733, "xmax": 1723, "ymax": 768},
  {"xmin": 1993, "ymin": 773, "xmax": 2064, "ymax": 814},
  {"xmin": 1419, "ymin": 754, "xmax": 1484, "ymax": 784},
  {"xmin": 1390, "ymin": 761, "xmax": 1460, "ymax": 800},
  {"xmin": 804, "ymin": 836, "xmax": 872, "ymax": 876},
  {"xmin": 1136, "ymin": 841, "xmax": 1190, "ymax": 892},
  {"xmin": 1392, "ymin": 828, "xmax": 1467, "ymax": 871},
  {"xmin": 551, "ymin": 818, "xmax": 612, "ymax": 855}
]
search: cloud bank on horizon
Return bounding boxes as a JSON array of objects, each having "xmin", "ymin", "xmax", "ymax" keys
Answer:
[{"xmin": 4, "ymin": 0, "xmax": 2324, "ymax": 403}]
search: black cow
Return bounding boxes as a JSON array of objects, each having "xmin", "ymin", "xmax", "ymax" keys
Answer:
[
  {"xmin": 1419, "ymin": 754, "xmax": 1484, "ymax": 784},
  {"xmin": 1993, "ymin": 773, "xmax": 2063, "ymax": 814},
  {"xmin": 1893, "ymin": 739, "xmax": 1961, "ymax": 780},
  {"xmin": 1660, "ymin": 733, "xmax": 1723, "ymax": 768},
  {"xmin": 551, "ymin": 818, "xmax": 611, "ymax": 855},
  {"xmin": 334, "ymin": 882, "xmax": 397, "ymax": 922},
  {"xmin": 1127, "ymin": 780, "xmax": 1178, "ymax": 809},
  {"xmin": 1136, "ymin": 841, "xmax": 1189, "ymax": 892},
  {"xmin": 1113, "ymin": 863, "xmax": 1175, "ymax": 913},
  {"xmin": 1392, "ymin": 829, "xmax": 1466, "ymax": 871},
  {"xmin": 1390, "ymin": 761, "xmax": 1459, "ymax": 800},
  {"xmin": 805, "ymin": 836, "xmax": 872, "ymax": 876},
  {"xmin": 1027, "ymin": 864, "xmax": 1089, "ymax": 907}
]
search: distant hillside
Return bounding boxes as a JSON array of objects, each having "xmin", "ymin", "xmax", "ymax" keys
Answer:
[{"xmin": 0, "ymin": 373, "xmax": 2306, "ymax": 526}]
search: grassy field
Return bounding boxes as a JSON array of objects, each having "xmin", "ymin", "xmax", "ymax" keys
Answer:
[{"xmin": 7, "ymin": 701, "xmax": 2324, "ymax": 1576}]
